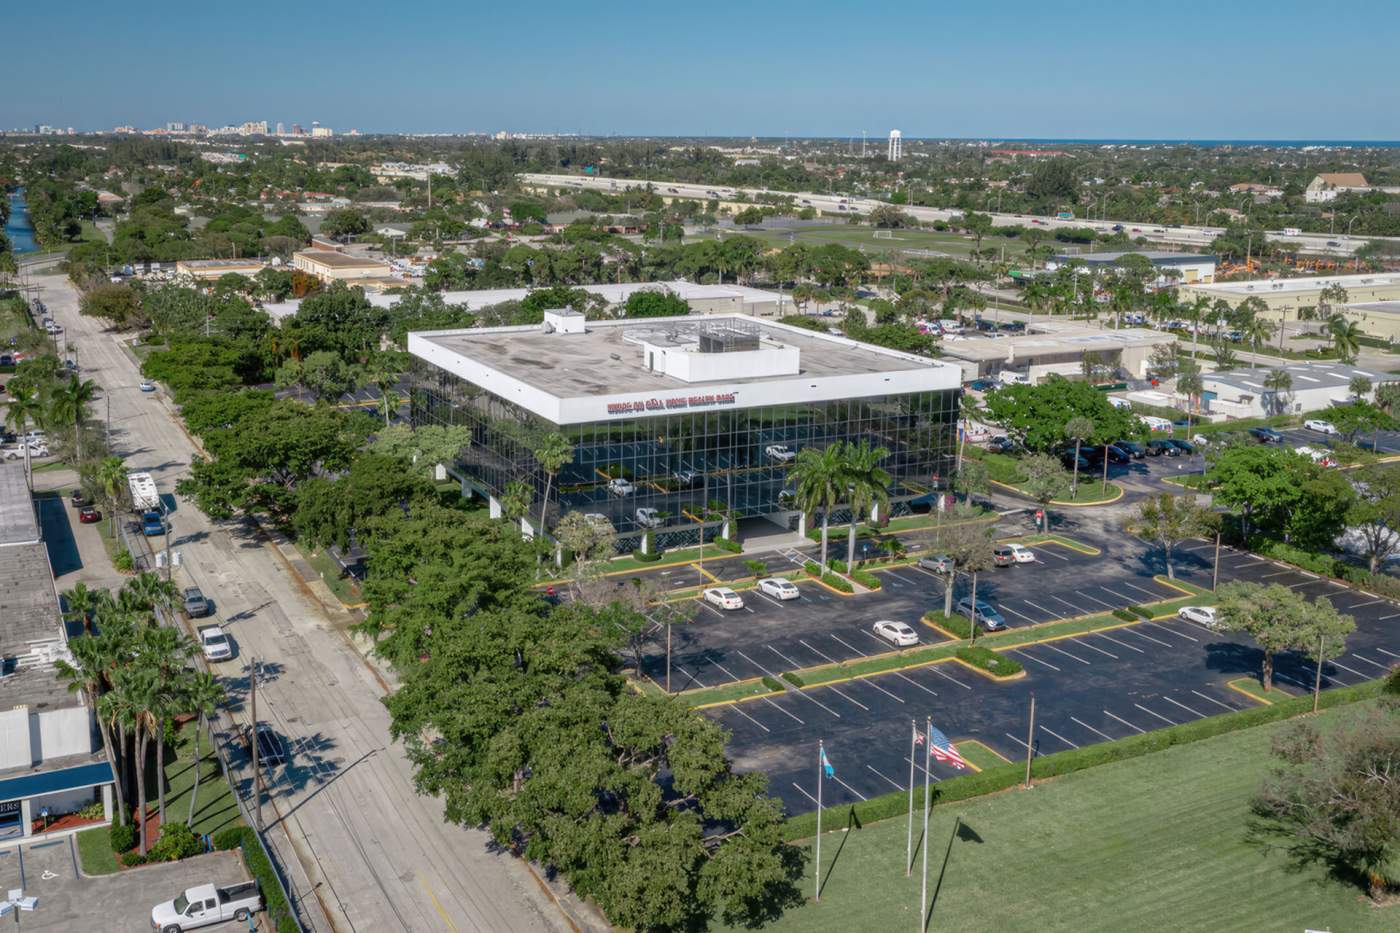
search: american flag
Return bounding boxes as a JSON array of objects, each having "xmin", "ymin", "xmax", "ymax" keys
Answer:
[{"xmin": 924, "ymin": 726, "xmax": 970, "ymax": 770}]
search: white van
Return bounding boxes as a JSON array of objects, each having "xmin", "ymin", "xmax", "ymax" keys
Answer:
[
  {"xmin": 1139, "ymin": 415, "xmax": 1174, "ymax": 433},
  {"xmin": 997, "ymin": 371, "xmax": 1031, "ymax": 386},
  {"xmin": 1107, "ymin": 397, "xmax": 1131, "ymax": 410}
]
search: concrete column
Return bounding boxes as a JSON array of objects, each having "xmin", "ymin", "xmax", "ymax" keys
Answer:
[
  {"xmin": 102, "ymin": 784, "xmax": 113, "ymax": 822},
  {"xmin": 20, "ymin": 799, "xmax": 32, "ymax": 837},
  {"xmin": 797, "ymin": 512, "xmax": 807, "ymax": 536},
  {"xmin": 488, "ymin": 495, "xmax": 502, "ymax": 519}
]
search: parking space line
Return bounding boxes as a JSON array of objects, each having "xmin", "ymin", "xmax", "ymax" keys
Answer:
[
  {"xmin": 904, "ymin": 755, "xmax": 939, "ymax": 782},
  {"xmin": 1074, "ymin": 639, "xmax": 1119, "ymax": 660},
  {"xmin": 1377, "ymin": 613, "xmax": 1400, "ymax": 622},
  {"xmin": 1075, "ymin": 590, "xmax": 1118, "ymax": 610},
  {"xmin": 728, "ymin": 704, "xmax": 770, "ymax": 733},
  {"xmin": 1040, "ymin": 642, "xmax": 1092, "ymax": 665},
  {"xmin": 1161, "ymin": 696, "xmax": 1207, "ymax": 719},
  {"xmin": 798, "ymin": 639, "xmax": 840, "ymax": 666},
  {"xmin": 1070, "ymin": 716, "xmax": 1116, "ymax": 741},
  {"xmin": 892, "ymin": 671, "xmax": 938, "ymax": 696},
  {"xmin": 1002, "ymin": 602, "xmax": 1047, "ymax": 624},
  {"xmin": 926, "ymin": 665, "xmax": 975, "ymax": 690},
  {"xmin": 698, "ymin": 601, "xmax": 727, "ymax": 618},
  {"xmin": 1040, "ymin": 725, "xmax": 1079, "ymax": 748},
  {"xmin": 1034, "ymin": 547, "xmax": 1069, "ymax": 561},
  {"xmin": 1099, "ymin": 586, "xmax": 1140, "ymax": 604},
  {"xmin": 1004, "ymin": 732, "xmax": 1034, "ymax": 754},
  {"xmin": 825, "ymin": 685, "xmax": 867, "ymax": 711},
  {"xmin": 858, "ymin": 677, "xmax": 906, "ymax": 704},
  {"xmin": 831, "ymin": 774, "xmax": 868, "ymax": 801},
  {"xmin": 1276, "ymin": 670, "xmax": 1314, "ymax": 690},
  {"xmin": 1376, "ymin": 647, "xmax": 1400, "ymax": 660},
  {"xmin": 754, "ymin": 591, "xmax": 787, "ymax": 609},
  {"xmin": 1144, "ymin": 620, "xmax": 1198, "ymax": 643},
  {"xmin": 1009, "ymin": 648, "xmax": 1060, "ymax": 671},
  {"xmin": 766, "ymin": 644, "xmax": 806, "ymax": 669},
  {"xmin": 1260, "ymin": 570, "xmax": 1295, "ymax": 579},
  {"xmin": 1104, "ymin": 710, "xmax": 1146, "ymax": 734},
  {"xmin": 866, "ymin": 764, "xmax": 905, "ymax": 792},
  {"xmin": 736, "ymin": 650, "xmax": 776, "ymax": 678},
  {"xmin": 1021, "ymin": 598, "xmax": 1065, "ymax": 620},
  {"xmin": 860, "ymin": 628, "xmax": 896, "ymax": 649},
  {"xmin": 761, "ymin": 698, "xmax": 804, "ymax": 725},
  {"xmin": 885, "ymin": 569, "xmax": 925, "ymax": 588},
  {"xmin": 1349, "ymin": 653, "xmax": 1392, "ymax": 672},
  {"xmin": 1328, "ymin": 659, "xmax": 1369, "ymax": 679},
  {"xmin": 829, "ymin": 633, "xmax": 871, "ymax": 657},
  {"xmin": 791, "ymin": 782, "xmax": 819, "ymax": 805},
  {"xmin": 1192, "ymin": 689, "xmax": 1241, "ymax": 711},
  {"xmin": 1337, "ymin": 598, "xmax": 1385, "ymax": 610},
  {"xmin": 1120, "ymin": 626, "xmax": 1173, "ymax": 648},
  {"xmin": 1134, "ymin": 703, "xmax": 1177, "ymax": 727},
  {"xmin": 1049, "ymin": 593, "xmax": 1091, "ymax": 616},
  {"xmin": 709, "ymin": 660, "xmax": 743, "ymax": 683},
  {"xmin": 1121, "ymin": 581, "xmax": 1165, "ymax": 601},
  {"xmin": 1093, "ymin": 631, "xmax": 1144, "ymax": 654}
]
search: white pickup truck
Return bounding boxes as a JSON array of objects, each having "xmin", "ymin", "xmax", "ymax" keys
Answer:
[{"xmin": 151, "ymin": 881, "xmax": 262, "ymax": 932}]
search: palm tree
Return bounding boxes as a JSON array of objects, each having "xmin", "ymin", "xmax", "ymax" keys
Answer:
[
  {"xmin": 791, "ymin": 444, "xmax": 847, "ymax": 573},
  {"xmin": 1064, "ymin": 417, "xmax": 1094, "ymax": 498},
  {"xmin": 1375, "ymin": 382, "xmax": 1400, "ymax": 417},
  {"xmin": 1238, "ymin": 313, "xmax": 1275, "ymax": 357},
  {"xmin": 60, "ymin": 581, "xmax": 112, "ymax": 633},
  {"xmin": 184, "ymin": 671, "xmax": 225, "ymax": 825},
  {"xmin": 530, "ymin": 432, "xmax": 574, "ymax": 536},
  {"xmin": 1263, "ymin": 368, "xmax": 1293, "ymax": 416},
  {"xmin": 107, "ymin": 668, "xmax": 158, "ymax": 854},
  {"xmin": 123, "ymin": 571, "xmax": 178, "ymax": 616},
  {"xmin": 4, "ymin": 383, "xmax": 46, "ymax": 488},
  {"xmin": 47, "ymin": 374, "xmax": 100, "ymax": 465},
  {"xmin": 1349, "ymin": 375, "xmax": 1373, "ymax": 402},
  {"xmin": 843, "ymin": 440, "xmax": 891, "ymax": 568},
  {"xmin": 1328, "ymin": 315, "xmax": 1363, "ymax": 363},
  {"xmin": 1184, "ymin": 295, "xmax": 1212, "ymax": 359},
  {"xmin": 55, "ymin": 634, "xmax": 130, "ymax": 826},
  {"xmin": 138, "ymin": 626, "xmax": 194, "ymax": 834},
  {"xmin": 95, "ymin": 455, "xmax": 127, "ymax": 536},
  {"xmin": 1177, "ymin": 366, "xmax": 1205, "ymax": 431},
  {"xmin": 366, "ymin": 353, "xmax": 402, "ymax": 427}
]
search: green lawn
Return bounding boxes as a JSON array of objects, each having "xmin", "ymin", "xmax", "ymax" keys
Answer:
[
  {"xmin": 76, "ymin": 825, "xmax": 119, "ymax": 875},
  {"xmin": 688, "ymin": 223, "xmax": 1028, "ymax": 260},
  {"xmin": 164, "ymin": 719, "xmax": 244, "ymax": 839},
  {"xmin": 737, "ymin": 700, "xmax": 1394, "ymax": 933},
  {"xmin": 298, "ymin": 543, "xmax": 365, "ymax": 606}
]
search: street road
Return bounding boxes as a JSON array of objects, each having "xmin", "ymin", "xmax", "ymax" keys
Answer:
[
  {"xmin": 519, "ymin": 172, "xmax": 1384, "ymax": 256},
  {"xmin": 36, "ymin": 270, "xmax": 582, "ymax": 933}
]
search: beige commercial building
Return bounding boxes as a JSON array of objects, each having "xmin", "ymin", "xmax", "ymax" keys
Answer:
[
  {"xmin": 292, "ymin": 249, "xmax": 393, "ymax": 283},
  {"xmin": 1180, "ymin": 272, "xmax": 1400, "ymax": 319},
  {"xmin": 938, "ymin": 321, "xmax": 1177, "ymax": 383},
  {"xmin": 174, "ymin": 258, "xmax": 268, "ymax": 281}
]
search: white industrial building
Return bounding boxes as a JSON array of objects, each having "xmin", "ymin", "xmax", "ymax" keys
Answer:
[
  {"xmin": 1045, "ymin": 250, "xmax": 1216, "ymax": 286},
  {"xmin": 937, "ymin": 321, "xmax": 1177, "ymax": 383},
  {"xmin": 0, "ymin": 464, "xmax": 115, "ymax": 845},
  {"xmin": 1198, "ymin": 362, "xmax": 1397, "ymax": 419}
]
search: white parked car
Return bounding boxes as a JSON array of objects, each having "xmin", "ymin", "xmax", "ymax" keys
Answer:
[
  {"xmin": 1304, "ymin": 419, "xmax": 1338, "ymax": 435},
  {"xmin": 703, "ymin": 587, "xmax": 744, "ymax": 610},
  {"xmin": 1178, "ymin": 605, "xmax": 1220, "ymax": 629},
  {"xmin": 765, "ymin": 444, "xmax": 796, "ymax": 463},
  {"xmin": 917, "ymin": 555, "xmax": 954, "ymax": 573},
  {"xmin": 139, "ymin": 379, "xmax": 157, "ymax": 393},
  {"xmin": 197, "ymin": 624, "xmax": 232, "ymax": 662},
  {"xmin": 1190, "ymin": 434, "xmax": 1210, "ymax": 447},
  {"xmin": 151, "ymin": 881, "xmax": 262, "ymax": 932},
  {"xmin": 606, "ymin": 477, "xmax": 634, "ymax": 496},
  {"xmin": 635, "ymin": 507, "xmax": 662, "ymax": 528},
  {"xmin": 583, "ymin": 512, "xmax": 611, "ymax": 527},
  {"xmin": 1006, "ymin": 543, "xmax": 1036, "ymax": 564},
  {"xmin": 1294, "ymin": 445, "xmax": 1337, "ymax": 467},
  {"xmin": 758, "ymin": 577, "xmax": 799, "ymax": 600},
  {"xmin": 872, "ymin": 619, "xmax": 919, "ymax": 647}
]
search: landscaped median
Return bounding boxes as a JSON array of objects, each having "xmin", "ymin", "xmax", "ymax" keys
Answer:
[
  {"xmin": 670, "ymin": 576, "xmax": 1217, "ymax": 709},
  {"xmin": 780, "ymin": 675, "xmax": 1392, "ymax": 842}
]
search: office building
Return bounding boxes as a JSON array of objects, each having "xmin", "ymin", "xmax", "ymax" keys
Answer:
[
  {"xmin": 1198, "ymin": 362, "xmax": 1396, "ymax": 419},
  {"xmin": 406, "ymin": 312, "xmax": 961, "ymax": 547},
  {"xmin": 887, "ymin": 129, "xmax": 902, "ymax": 162}
]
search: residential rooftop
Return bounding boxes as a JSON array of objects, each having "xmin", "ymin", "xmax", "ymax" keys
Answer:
[
  {"xmin": 1200, "ymin": 361, "xmax": 1399, "ymax": 394},
  {"xmin": 0, "ymin": 464, "xmax": 73, "ymax": 711}
]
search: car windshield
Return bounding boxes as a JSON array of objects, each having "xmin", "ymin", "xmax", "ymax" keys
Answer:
[{"xmin": 173, "ymin": 894, "xmax": 190, "ymax": 914}]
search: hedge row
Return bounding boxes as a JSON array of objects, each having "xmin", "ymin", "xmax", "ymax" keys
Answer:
[
  {"xmin": 925, "ymin": 610, "xmax": 971, "ymax": 638},
  {"xmin": 781, "ymin": 671, "xmax": 806, "ymax": 688},
  {"xmin": 1247, "ymin": 539, "xmax": 1400, "ymax": 601},
  {"xmin": 711, "ymin": 536, "xmax": 742, "ymax": 554},
  {"xmin": 781, "ymin": 676, "xmax": 1388, "ymax": 841},
  {"xmin": 227, "ymin": 827, "xmax": 299, "ymax": 931},
  {"xmin": 821, "ymin": 572, "xmax": 854, "ymax": 593},
  {"xmin": 851, "ymin": 569, "xmax": 881, "ymax": 590},
  {"xmin": 955, "ymin": 645, "xmax": 1023, "ymax": 677},
  {"xmin": 1112, "ymin": 608, "xmax": 1136, "ymax": 622},
  {"xmin": 761, "ymin": 675, "xmax": 785, "ymax": 693}
]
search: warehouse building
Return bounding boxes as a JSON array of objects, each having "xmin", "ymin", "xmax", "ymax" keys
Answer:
[
  {"xmin": 938, "ymin": 322, "xmax": 1177, "ymax": 384},
  {"xmin": 1180, "ymin": 272, "xmax": 1400, "ymax": 318},
  {"xmin": 1045, "ymin": 250, "xmax": 1217, "ymax": 286},
  {"xmin": 174, "ymin": 258, "xmax": 269, "ymax": 281},
  {"xmin": 406, "ymin": 312, "xmax": 961, "ymax": 548},
  {"xmin": 291, "ymin": 249, "xmax": 394, "ymax": 284},
  {"xmin": 0, "ymin": 464, "xmax": 115, "ymax": 845},
  {"xmin": 1198, "ymin": 362, "xmax": 1397, "ymax": 419}
]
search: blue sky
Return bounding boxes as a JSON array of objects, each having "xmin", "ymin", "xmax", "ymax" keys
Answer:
[{"xmin": 7, "ymin": 0, "xmax": 1399, "ymax": 139}]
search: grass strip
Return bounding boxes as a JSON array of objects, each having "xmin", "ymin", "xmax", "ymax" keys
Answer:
[
  {"xmin": 954, "ymin": 739, "xmax": 1011, "ymax": 772},
  {"xmin": 76, "ymin": 826, "xmax": 119, "ymax": 875},
  {"xmin": 1228, "ymin": 677, "xmax": 1297, "ymax": 705},
  {"xmin": 781, "ymin": 676, "xmax": 1387, "ymax": 841}
]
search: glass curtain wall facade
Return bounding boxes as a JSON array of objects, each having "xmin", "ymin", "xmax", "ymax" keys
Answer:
[{"xmin": 411, "ymin": 358, "xmax": 959, "ymax": 544}]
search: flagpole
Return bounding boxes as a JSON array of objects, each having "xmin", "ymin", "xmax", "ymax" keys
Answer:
[
  {"xmin": 815, "ymin": 739, "xmax": 824, "ymax": 903},
  {"xmin": 906, "ymin": 719, "xmax": 915, "ymax": 876},
  {"xmin": 919, "ymin": 716, "xmax": 931, "ymax": 929}
]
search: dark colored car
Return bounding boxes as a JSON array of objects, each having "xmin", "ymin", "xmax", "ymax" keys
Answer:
[
  {"xmin": 78, "ymin": 506, "xmax": 101, "ymax": 524},
  {"xmin": 70, "ymin": 489, "xmax": 89, "ymax": 508},
  {"xmin": 1115, "ymin": 440, "xmax": 1146, "ymax": 459},
  {"xmin": 1147, "ymin": 439, "xmax": 1179, "ymax": 457},
  {"xmin": 0, "ymin": 355, "xmax": 14, "ymax": 367},
  {"xmin": 1060, "ymin": 450, "xmax": 1092, "ymax": 471},
  {"xmin": 245, "ymin": 723, "xmax": 287, "ymax": 769},
  {"xmin": 183, "ymin": 586, "xmax": 212, "ymax": 618},
  {"xmin": 968, "ymin": 379, "xmax": 995, "ymax": 391},
  {"xmin": 1084, "ymin": 445, "xmax": 1131, "ymax": 466},
  {"xmin": 1250, "ymin": 427, "xmax": 1283, "ymax": 444},
  {"xmin": 989, "ymin": 436, "xmax": 1017, "ymax": 453},
  {"xmin": 1167, "ymin": 439, "xmax": 1196, "ymax": 455}
]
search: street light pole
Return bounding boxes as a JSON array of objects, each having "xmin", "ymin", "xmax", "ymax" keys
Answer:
[{"xmin": 250, "ymin": 656, "xmax": 262, "ymax": 831}]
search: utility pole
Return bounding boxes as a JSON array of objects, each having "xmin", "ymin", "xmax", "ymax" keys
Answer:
[
  {"xmin": 906, "ymin": 719, "xmax": 915, "ymax": 876},
  {"xmin": 918, "ymin": 715, "xmax": 931, "ymax": 928},
  {"xmin": 1212, "ymin": 530, "xmax": 1222, "ymax": 591},
  {"xmin": 250, "ymin": 656, "xmax": 262, "ymax": 831},
  {"xmin": 1312, "ymin": 634, "xmax": 1324, "ymax": 714}
]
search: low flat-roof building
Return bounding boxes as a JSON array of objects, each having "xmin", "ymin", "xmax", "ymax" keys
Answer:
[
  {"xmin": 265, "ymin": 280, "xmax": 789, "ymax": 322},
  {"xmin": 1046, "ymin": 250, "xmax": 1217, "ymax": 286},
  {"xmin": 0, "ymin": 463, "xmax": 115, "ymax": 845},
  {"xmin": 292, "ymin": 249, "xmax": 393, "ymax": 284},
  {"xmin": 174, "ymin": 258, "xmax": 269, "ymax": 281},
  {"xmin": 1335, "ymin": 301, "xmax": 1400, "ymax": 343},
  {"xmin": 938, "ymin": 322, "xmax": 1177, "ymax": 383},
  {"xmin": 407, "ymin": 312, "xmax": 961, "ymax": 547},
  {"xmin": 1181, "ymin": 272, "xmax": 1400, "ymax": 318},
  {"xmin": 1198, "ymin": 362, "xmax": 1397, "ymax": 419}
]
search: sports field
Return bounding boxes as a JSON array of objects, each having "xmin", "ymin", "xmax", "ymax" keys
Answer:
[
  {"xmin": 691, "ymin": 224, "xmax": 1029, "ymax": 260},
  {"xmin": 730, "ymin": 699, "xmax": 1395, "ymax": 933}
]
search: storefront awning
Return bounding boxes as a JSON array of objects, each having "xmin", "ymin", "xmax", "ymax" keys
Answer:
[{"xmin": 0, "ymin": 761, "xmax": 114, "ymax": 804}]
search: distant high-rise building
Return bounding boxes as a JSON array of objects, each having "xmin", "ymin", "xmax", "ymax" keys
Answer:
[
  {"xmin": 887, "ymin": 129, "xmax": 902, "ymax": 162},
  {"xmin": 310, "ymin": 121, "xmax": 332, "ymax": 138},
  {"xmin": 291, "ymin": 123, "xmax": 304, "ymax": 136},
  {"xmin": 167, "ymin": 121, "xmax": 186, "ymax": 133},
  {"xmin": 276, "ymin": 121, "xmax": 285, "ymax": 136}
]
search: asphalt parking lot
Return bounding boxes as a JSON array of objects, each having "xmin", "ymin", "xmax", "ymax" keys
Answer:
[
  {"xmin": 702, "ymin": 533, "xmax": 1400, "ymax": 816},
  {"xmin": 641, "ymin": 541, "xmax": 1183, "ymax": 692}
]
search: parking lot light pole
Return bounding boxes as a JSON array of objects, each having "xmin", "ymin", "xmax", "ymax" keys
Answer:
[
  {"xmin": 251, "ymin": 656, "xmax": 262, "ymax": 832},
  {"xmin": 1023, "ymin": 696, "xmax": 1036, "ymax": 789},
  {"xmin": 1312, "ymin": 634, "xmax": 1325, "ymax": 714},
  {"xmin": 906, "ymin": 719, "xmax": 916, "ymax": 876},
  {"xmin": 1212, "ymin": 531, "xmax": 1222, "ymax": 592}
]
